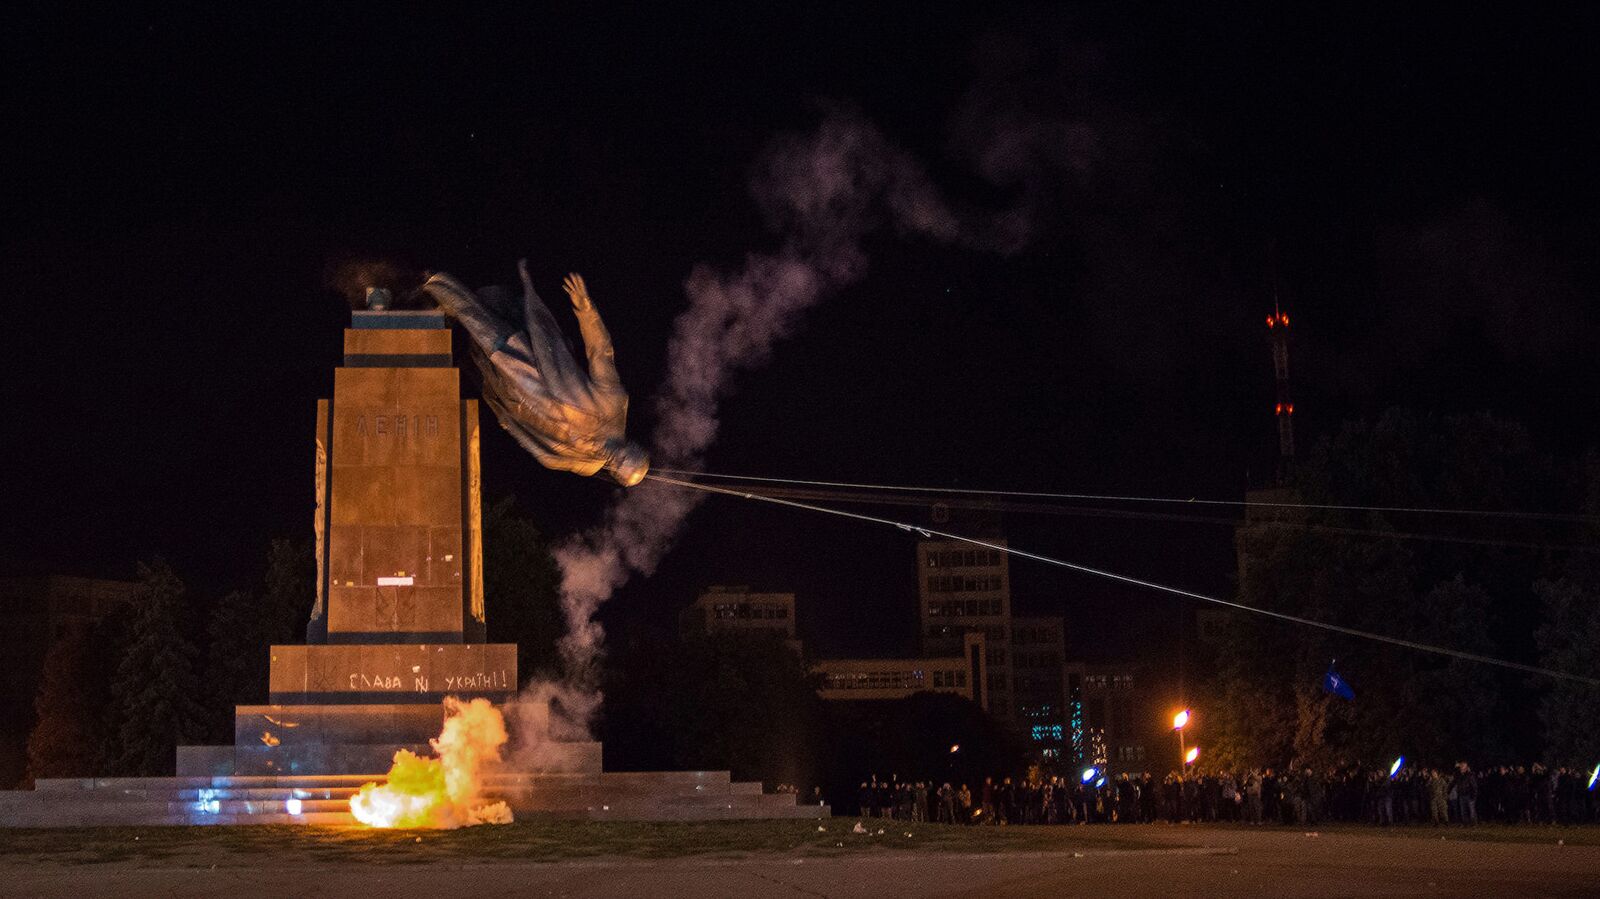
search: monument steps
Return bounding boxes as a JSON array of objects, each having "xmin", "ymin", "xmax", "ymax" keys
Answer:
[{"xmin": 0, "ymin": 772, "xmax": 829, "ymax": 826}]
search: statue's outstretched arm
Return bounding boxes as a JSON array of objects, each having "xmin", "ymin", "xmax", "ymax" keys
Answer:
[
  {"xmin": 562, "ymin": 273, "xmax": 622, "ymax": 391},
  {"xmin": 517, "ymin": 260, "xmax": 587, "ymax": 400}
]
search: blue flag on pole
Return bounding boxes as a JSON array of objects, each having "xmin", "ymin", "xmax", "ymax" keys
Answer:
[{"xmin": 1323, "ymin": 663, "xmax": 1355, "ymax": 700}]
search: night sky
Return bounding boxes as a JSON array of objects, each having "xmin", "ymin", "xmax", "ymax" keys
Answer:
[{"xmin": 4, "ymin": 4, "xmax": 1597, "ymax": 665}]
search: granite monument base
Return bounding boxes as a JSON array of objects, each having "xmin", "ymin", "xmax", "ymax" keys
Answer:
[{"xmin": 0, "ymin": 769, "xmax": 828, "ymax": 826}]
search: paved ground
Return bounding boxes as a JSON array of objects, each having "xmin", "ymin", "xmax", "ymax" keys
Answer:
[{"xmin": 2, "ymin": 825, "xmax": 1596, "ymax": 897}]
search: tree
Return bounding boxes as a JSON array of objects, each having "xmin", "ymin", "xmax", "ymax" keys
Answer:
[
  {"xmin": 1530, "ymin": 450, "xmax": 1600, "ymax": 765},
  {"xmin": 1207, "ymin": 513, "xmax": 1414, "ymax": 768},
  {"xmin": 110, "ymin": 559, "xmax": 205, "ymax": 775},
  {"xmin": 89, "ymin": 603, "xmax": 136, "ymax": 773},
  {"xmin": 1534, "ymin": 577, "xmax": 1600, "ymax": 764},
  {"xmin": 1207, "ymin": 410, "xmax": 1551, "ymax": 768},
  {"xmin": 260, "ymin": 538, "xmax": 315, "ymax": 644},
  {"xmin": 25, "ymin": 628, "xmax": 99, "ymax": 779},
  {"xmin": 482, "ymin": 498, "xmax": 563, "ymax": 681},
  {"xmin": 1400, "ymin": 577, "xmax": 1508, "ymax": 763},
  {"xmin": 203, "ymin": 589, "xmax": 260, "ymax": 740},
  {"xmin": 202, "ymin": 539, "xmax": 314, "ymax": 739}
]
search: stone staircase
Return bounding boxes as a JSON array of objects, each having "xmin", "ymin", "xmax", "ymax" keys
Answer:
[{"xmin": 0, "ymin": 770, "xmax": 828, "ymax": 827}]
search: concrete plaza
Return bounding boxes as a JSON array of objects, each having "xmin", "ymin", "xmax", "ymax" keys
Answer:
[{"xmin": 2, "ymin": 824, "xmax": 1595, "ymax": 897}]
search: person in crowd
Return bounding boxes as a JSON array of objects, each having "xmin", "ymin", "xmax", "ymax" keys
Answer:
[
  {"xmin": 1426, "ymin": 768, "xmax": 1449, "ymax": 825},
  {"xmin": 1261, "ymin": 769, "xmax": 1280, "ymax": 823},
  {"xmin": 1139, "ymin": 773, "xmax": 1159, "ymax": 823},
  {"xmin": 1304, "ymin": 768, "xmax": 1324, "ymax": 826},
  {"xmin": 1532, "ymin": 764, "xmax": 1556, "ymax": 825},
  {"xmin": 1373, "ymin": 770, "xmax": 1394, "ymax": 826},
  {"xmin": 1243, "ymin": 769, "xmax": 1263, "ymax": 824},
  {"xmin": 1217, "ymin": 771, "xmax": 1237, "ymax": 823},
  {"xmin": 1454, "ymin": 762, "xmax": 1479, "ymax": 826},
  {"xmin": 1555, "ymin": 767, "xmax": 1581, "ymax": 824},
  {"xmin": 958, "ymin": 783, "xmax": 974, "ymax": 824}
]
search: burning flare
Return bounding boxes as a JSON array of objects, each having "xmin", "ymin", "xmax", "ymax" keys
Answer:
[{"xmin": 350, "ymin": 697, "xmax": 514, "ymax": 828}]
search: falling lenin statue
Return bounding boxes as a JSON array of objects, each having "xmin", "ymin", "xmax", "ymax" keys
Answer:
[{"xmin": 421, "ymin": 262, "xmax": 650, "ymax": 487}]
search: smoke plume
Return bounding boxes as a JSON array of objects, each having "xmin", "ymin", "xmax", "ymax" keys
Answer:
[{"xmin": 521, "ymin": 109, "xmax": 962, "ymax": 741}]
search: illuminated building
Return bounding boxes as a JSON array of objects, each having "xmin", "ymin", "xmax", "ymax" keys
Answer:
[
  {"xmin": 917, "ymin": 508, "xmax": 1014, "ymax": 721},
  {"xmin": 1065, "ymin": 662, "xmax": 1148, "ymax": 771},
  {"xmin": 1012, "ymin": 616, "xmax": 1068, "ymax": 764},
  {"xmin": 813, "ymin": 632, "xmax": 986, "ymax": 707}
]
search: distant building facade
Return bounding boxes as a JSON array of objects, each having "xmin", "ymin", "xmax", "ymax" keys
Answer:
[
  {"xmin": 1065, "ymin": 662, "xmax": 1150, "ymax": 772},
  {"xmin": 813, "ymin": 632, "xmax": 986, "ymax": 707},
  {"xmin": 680, "ymin": 586, "xmax": 801, "ymax": 653},
  {"xmin": 917, "ymin": 510, "xmax": 1014, "ymax": 722},
  {"xmin": 1011, "ymin": 616, "xmax": 1067, "ymax": 763}
]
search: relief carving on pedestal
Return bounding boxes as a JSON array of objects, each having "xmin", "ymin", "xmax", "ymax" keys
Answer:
[
  {"xmin": 311, "ymin": 403, "xmax": 328, "ymax": 624},
  {"xmin": 468, "ymin": 408, "xmax": 485, "ymax": 624}
]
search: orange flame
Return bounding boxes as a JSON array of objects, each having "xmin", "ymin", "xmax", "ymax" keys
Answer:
[{"xmin": 349, "ymin": 696, "xmax": 514, "ymax": 828}]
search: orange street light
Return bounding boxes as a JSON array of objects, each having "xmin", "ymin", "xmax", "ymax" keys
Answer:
[
  {"xmin": 1172, "ymin": 709, "xmax": 1191, "ymax": 730},
  {"xmin": 1185, "ymin": 747, "xmax": 1200, "ymax": 765}
]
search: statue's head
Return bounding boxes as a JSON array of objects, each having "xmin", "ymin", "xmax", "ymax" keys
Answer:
[{"xmin": 605, "ymin": 440, "xmax": 650, "ymax": 487}]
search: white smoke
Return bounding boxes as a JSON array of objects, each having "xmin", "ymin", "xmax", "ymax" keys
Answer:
[
  {"xmin": 501, "ymin": 677, "xmax": 602, "ymax": 773},
  {"xmin": 507, "ymin": 110, "xmax": 964, "ymax": 747}
]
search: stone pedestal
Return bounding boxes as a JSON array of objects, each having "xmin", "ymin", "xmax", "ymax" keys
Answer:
[{"xmin": 178, "ymin": 308, "xmax": 517, "ymax": 776}]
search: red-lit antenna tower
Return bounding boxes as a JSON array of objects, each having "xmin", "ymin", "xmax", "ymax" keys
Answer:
[{"xmin": 1266, "ymin": 301, "xmax": 1294, "ymax": 482}]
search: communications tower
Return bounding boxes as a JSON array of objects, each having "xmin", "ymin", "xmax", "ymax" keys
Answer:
[{"xmin": 1266, "ymin": 304, "xmax": 1294, "ymax": 483}]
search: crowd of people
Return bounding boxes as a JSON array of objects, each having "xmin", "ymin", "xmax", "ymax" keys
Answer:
[{"xmin": 854, "ymin": 763, "xmax": 1599, "ymax": 826}]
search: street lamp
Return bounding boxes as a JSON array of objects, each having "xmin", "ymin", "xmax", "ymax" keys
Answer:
[
  {"xmin": 1172, "ymin": 708, "xmax": 1192, "ymax": 769},
  {"xmin": 1184, "ymin": 747, "xmax": 1199, "ymax": 766}
]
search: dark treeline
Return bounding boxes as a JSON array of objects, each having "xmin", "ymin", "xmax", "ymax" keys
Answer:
[
  {"xmin": 1205, "ymin": 410, "xmax": 1600, "ymax": 773},
  {"xmin": 21, "ymin": 497, "xmax": 564, "ymax": 782},
  {"xmin": 25, "ymin": 547, "xmax": 312, "ymax": 781}
]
